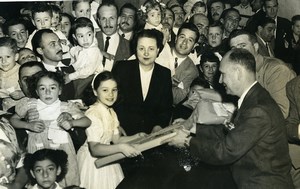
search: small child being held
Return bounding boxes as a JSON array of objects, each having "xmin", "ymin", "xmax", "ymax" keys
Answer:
[
  {"xmin": 24, "ymin": 148, "xmax": 68, "ymax": 189},
  {"xmin": 17, "ymin": 48, "xmax": 38, "ymax": 65},
  {"xmin": 77, "ymin": 71, "xmax": 144, "ymax": 189},
  {"xmin": 13, "ymin": 71, "xmax": 91, "ymax": 187},
  {"xmin": 65, "ymin": 17, "xmax": 103, "ymax": 98},
  {"xmin": 0, "ymin": 37, "xmax": 25, "ymax": 111},
  {"xmin": 139, "ymin": 0, "xmax": 164, "ymax": 31}
]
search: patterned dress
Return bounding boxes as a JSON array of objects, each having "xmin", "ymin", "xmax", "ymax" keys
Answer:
[
  {"xmin": 77, "ymin": 102, "xmax": 124, "ymax": 189},
  {"xmin": 15, "ymin": 98, "xmax": 83, "ymax": 187}
]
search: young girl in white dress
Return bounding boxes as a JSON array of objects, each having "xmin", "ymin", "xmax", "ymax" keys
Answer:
[
  {"xmin": 77, "ymin": 71, "xmax": 144, "ymax": 189},
  {"xmin": 14, "ymin": 71, "xmax": 91, "ymax": 187}
]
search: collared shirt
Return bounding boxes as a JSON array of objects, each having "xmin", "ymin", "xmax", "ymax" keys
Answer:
[
  {"xmin": 118, "ymin": 29, "xmax": 133, "ymax": 41},
  {"xmin": 139, "ymin": 63, "xmax": 154, "ymax": 100},
  {"xmin": 102, "ymin": 32, "xmax": 120, "ymax": 71},
  {"xmin": 238, "ymin": 81, "xmax": 258, "ymax": 109},
  {"xmin": 42, "ymin": 61, "xmax": 67, "ymax": 72}
]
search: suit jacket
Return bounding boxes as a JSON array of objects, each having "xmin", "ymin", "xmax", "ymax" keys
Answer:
[
  {"xmin": 190, "ymin": 83, "xmax": 293, "ymax": 188},
  {"xmin": 172, "ymin": 56, "xmax": 199, "ymax": 105},
  {"xmin": 95, "ymin": 31, "xmax": 132, "ymax": 66},
  {"xmin": 286, "ymin": 76, "xmax": 300, "ymax": 168},
  {"xmin": 112, "ymin": 59, "xmax": 173, "ymax": 135},
  {"xmin": 274, "ymin": 16, "xmax": 292, "ymax": 60}
]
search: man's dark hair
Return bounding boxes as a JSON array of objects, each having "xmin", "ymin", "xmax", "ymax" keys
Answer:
[
  {"xmin": 256, "ymin": 17, "xmax": 275, "ymax": 32},
  {"xmin": 31, "ymin": 29, "xmax": 54, "ymax": 58},
  {"xmin": 97, "ymin": 0, "xmax": 119, "ymax": 19},
  {"xmin": 177, "ymin": 22, "xmax": 200, "ymax": 43},
  {"xmin": 3, "ymin": 18, "xmax": 28, "ymax": 35}
]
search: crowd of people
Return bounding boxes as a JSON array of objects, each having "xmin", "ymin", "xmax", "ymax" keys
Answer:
[{"xmin": 0, "ymin": 0, "xmax": 300, "ymax": 188}]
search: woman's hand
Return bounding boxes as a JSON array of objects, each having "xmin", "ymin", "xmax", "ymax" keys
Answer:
[{"xmin": 119, "ymin": 144, "xmax": 142, "ymax": 158}]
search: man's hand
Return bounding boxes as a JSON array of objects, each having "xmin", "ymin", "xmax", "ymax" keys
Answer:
[
  {"xmin": 64, "ymin": 74, "xmax": 72, "ymax": 84},
  {"xmin": 168, "ymin": 129, "xmax": 190, "ymax": 148}
]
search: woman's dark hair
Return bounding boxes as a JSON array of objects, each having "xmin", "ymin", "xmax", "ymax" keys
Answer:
[
  {"xmin": 131, "ymin": 29, "xmax": 164, "ymax": 55},
  {"xmin": 24, "ymin": 149, "xmax": 68, "ymax": 185},
  {"xmin": 28, "ymin": 71, "xmax": 64, "ymax": 98},
  {"xmin": 83, "ymin": 71, "xmax": 118, "ymax": 106}
]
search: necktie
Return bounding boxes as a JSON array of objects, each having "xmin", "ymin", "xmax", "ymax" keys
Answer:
[
  {"xmin": 102, "ymin": 36, "xmax": 111, "ymax": 67},
  {"xmin": 266, "ymin": 42, "xmax": 274, "ymax": 57},
  {"xmin": 121, "ymin": 33, "xmax": 125, "ymax": 38},
  {"xmin": 175, "ymin": 57, "xmax": 178, "ymax": 68}
]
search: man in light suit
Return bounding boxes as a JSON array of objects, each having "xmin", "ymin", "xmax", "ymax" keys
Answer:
[
  {"xmin": 172, "ymin": 22, "xmax": 199, "ymax": 105},
  {"xmin": 286, "ymin": 76, "xmax": 300, "ymax": 188},
  {"xmin": 171, "ymin": 48, "xmax": 293, "ymax": 188},
  {"xmin": 95, "ymin": 1, "xmax": 132, "ymax": 71}
]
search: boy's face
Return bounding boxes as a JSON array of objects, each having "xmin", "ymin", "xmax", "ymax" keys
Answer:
[
  {"xmin": 74, "ymin": 2, "xmax": 91, "ymax": 19},
  {"xmin": 201, "ymin": 61, "xmax": 218, "ymax": 81},
  {"xmin": 0, "ymin": 46, "xmax": 18, "ymax": 72},
  {"xmin": 51, "ymin": 12, "xmax": 60, "ymax": 28},
  {"xmin": 30, "ymin": 159, "xmax": 61, "ymax": 189},
  {"xmin": 36, "ymin": 76, "xmax": 61, "ymax": 105},
  {"xmin": 146, "ymin": 7, "xmax": 161, "ymax": 27},
  {"xmin": 8, "ymin": 24, "xmax": 28, "ymax": 48},
  {"xmin": 208, "ymin": 26, "xmax": 223, "ymax": 47},
  {"xmin": 58, "ymin": 16, "xmax": 71, "ymax": 38},
  {"xmin": 33, "ymin": 12, "xmax": 52, "ymax": 30},
  {"xmin": 18, "ymin": 49, "xmax": 37, "ymax": 65},
  {"xmin": 74, "ymin": 27, "xmax": 94, "ymax": 49},
  {"xmin": 292, "ymin": 20, "xmax": 300, "ymax": 36}
]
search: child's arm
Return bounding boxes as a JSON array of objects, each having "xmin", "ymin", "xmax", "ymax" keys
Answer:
[
  {"xmin": 88, "ymin": 141, "xmax": 141, "ymax": 158},
  {"xmin": 67, "ymin": 47, "xmax": 103, "ymax": 80},
  {"xmin": 57, "ymin": 113, "xmax": 91, "ymax": 131},
  {"xmin": 10, "ymin": 114, "xmax": 45, "ymax": 133}
]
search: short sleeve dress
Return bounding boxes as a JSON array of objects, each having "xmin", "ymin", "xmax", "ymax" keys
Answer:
[
  {"xmin": 15, "ymin": 98, "xmax": 82, "ymax": 187},
  {"xmin": 77, "ymin": 101, "xmax": 124, "ymax": 189}
]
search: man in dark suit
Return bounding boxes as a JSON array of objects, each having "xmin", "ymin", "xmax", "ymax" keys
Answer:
[
  {"xmin": 95, "ymin": 1, "xmax": 131, "ymax": 71},
  {"xmin": 171, "ymin": 48, "xmax": 294, "ymax": 188},
  {"xmin": 255, "ymin": 17, "xmax": 276, "ymax": 57},
  {"xmin": 262, "ymin": 0, "xmax": 291, "ymax": 60},
  {"xmin": 286, "ymin": 76, "xmax": 300, "ymax": 188}
]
